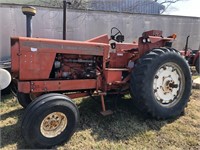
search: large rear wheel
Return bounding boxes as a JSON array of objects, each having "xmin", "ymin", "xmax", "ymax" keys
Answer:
[
  {"xmin": 130, "ymin": 48, "xmax": 192, "ymax": 119},
  {"xmin": 21, "ymin": 93, "xmax": 79, "ymax": 148},
  {"xmin": 195, "ymin": 55, "xmax": 199, "ymax": 73}
]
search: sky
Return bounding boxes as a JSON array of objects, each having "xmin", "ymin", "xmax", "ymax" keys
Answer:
[{"xmin": 164, "ymin": 0, "xmax": 200, "ymax": 17}]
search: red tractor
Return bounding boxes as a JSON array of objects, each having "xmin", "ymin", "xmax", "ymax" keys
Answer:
[
  {"xmin": 180, "ymin": 35, "xmax": 200, "ymax": 73},
  {"xmin": 9, "ymin": 4, "xmax": 191, "ymax": 148}
]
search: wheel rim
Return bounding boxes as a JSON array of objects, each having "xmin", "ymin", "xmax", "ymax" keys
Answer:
[
  {"xmin": 153, "ymin": 62, "xmax": 185, "ymax": 108},
  {"xmin": 40, "ymin": 112, "xmax": 67, "ymax": 138}
]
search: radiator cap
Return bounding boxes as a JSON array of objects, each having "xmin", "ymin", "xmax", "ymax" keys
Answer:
[{"xmin": 0, "ymin": 69, "xmax": 11, "ymax": 90}]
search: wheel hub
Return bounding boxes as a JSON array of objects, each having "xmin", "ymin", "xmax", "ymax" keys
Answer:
[
  {"xmin": 161, "ymin": 77, "xmax": 178, "ymax": 94},
  {"xmin": 153, "ymin": 63, "xmax": 184, "ymax": 107},
  {"xmin": 40, "ymin": 112, "xmax": 67, "ymax": 138}
]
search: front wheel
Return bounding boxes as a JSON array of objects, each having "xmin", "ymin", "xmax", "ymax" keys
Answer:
[
  {"xmin": 17, "ymin": 92, "xmax": 40, "ymax": 108},
  {"xmin": 130, "ymin": 48, "xmax": 192, "ymax": 119},
  {"xmin": 21, "ymin": 93, "xmax": 79, "ymax": 148},
  {"xmin": 17, "ymin": 92, "xmax": 32, "ymax": 108}
]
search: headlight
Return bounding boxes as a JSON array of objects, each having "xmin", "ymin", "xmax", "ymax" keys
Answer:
[
  {"xmin": 142, "ymin": 38, "xmax": 146, "ymax": 43},
  {"xmin": 0, "ymin": 68, "xmax": 11, "ymax": 90}
]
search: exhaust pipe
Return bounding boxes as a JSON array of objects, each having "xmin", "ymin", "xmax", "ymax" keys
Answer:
[
  {"xmin": 63, "ymin": 0, "xmax": 67, "ymax": 40},
  {"xmin": 184, "ymin": 35, "xmax": 190, "ymax": 59},
  {"xmin": 63, "ymin": 0, "xmax": 71, "ymax": 40},
  {"xmin": 22, "ymin": 6, "xmax": 36, "ymax": 37},
  {"xmin": 22, "ymin": 2, "xmax": 69, "ymax": 39}
]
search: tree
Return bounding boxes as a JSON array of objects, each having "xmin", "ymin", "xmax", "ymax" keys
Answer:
[
  {"xmin": 33, "ymin": 0, "xmax": 187, "ymax": 14},
  {"xmin": 68, "ymin": 0, "xmax": 187, "ymax": 14},
  {"xmin": 154, "ymin": 0, "xmax": 188, "ymax": 13}
]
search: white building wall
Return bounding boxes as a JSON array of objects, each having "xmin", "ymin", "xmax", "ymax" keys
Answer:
[{"xmin": 0, "ymin": 4, "xmax": 200, "ymax": 63}]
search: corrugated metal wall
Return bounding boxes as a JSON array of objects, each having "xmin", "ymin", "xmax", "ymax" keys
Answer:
[
  {"xmin": 0, "ymin": 4, "xmax": 200, "ymax": 63},
  {"xmin": 89, "ymin": 0, "xmax": 164, "ymax": 14}
]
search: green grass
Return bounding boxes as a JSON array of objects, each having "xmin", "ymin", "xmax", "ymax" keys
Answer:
[
  {"xmin": 1, "ymin": 89, "xmax": 200, "ymax": 150},
  {"xmin": 193, "ymin": 76, "xmax": 199, "ymax": 80}
]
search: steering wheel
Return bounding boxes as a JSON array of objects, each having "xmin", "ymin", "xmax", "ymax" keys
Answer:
[{"xmin": 110, "ymin": 27, "xmax": 124, "ymax": 42}]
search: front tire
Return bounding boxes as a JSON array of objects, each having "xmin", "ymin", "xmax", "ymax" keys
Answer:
[
  {"xmin": 21, "ymin": 93, "xmax": 79, "ymax": 148},
  {"xmin": 130, "ymin": 48, "xmax": 192, "ymax": 119},
  {"xmin": 17, "ymin": 92, "xmax": 32, "ymax": 108}
]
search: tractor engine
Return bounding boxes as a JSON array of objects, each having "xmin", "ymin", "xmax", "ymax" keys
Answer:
[{"xmin": 52, "ymin": 54, "xmax": 98, "ymax": 80}]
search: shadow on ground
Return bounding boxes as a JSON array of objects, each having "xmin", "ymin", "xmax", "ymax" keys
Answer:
[
  {"xmin": 0, "ymin": 108, "xmax": 30, "ymax": 149},
  {"xmin": 77, "ymin": 95, "xmax": 177, "ymax": 142},
  {"xmin": 1, "ymin": 95, "xmax": 178, "ymax": 149}
]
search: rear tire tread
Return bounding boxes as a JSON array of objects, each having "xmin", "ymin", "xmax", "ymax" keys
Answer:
[{"xmin": 130, "ymin": 47, "xmax": 191, "ymax": 119}]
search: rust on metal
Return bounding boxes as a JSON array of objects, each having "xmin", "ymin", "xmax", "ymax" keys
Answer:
[
  {"xmin": 29, "ymin": 79, "xmax": 97, "ymax": 93},
  {"xmin": 11, "ymin": 29, "xmax": 175, "ymax": 113},
  {"xmin": 18, "ymin": 81, "xmax": 30, "ymax": 93}
]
